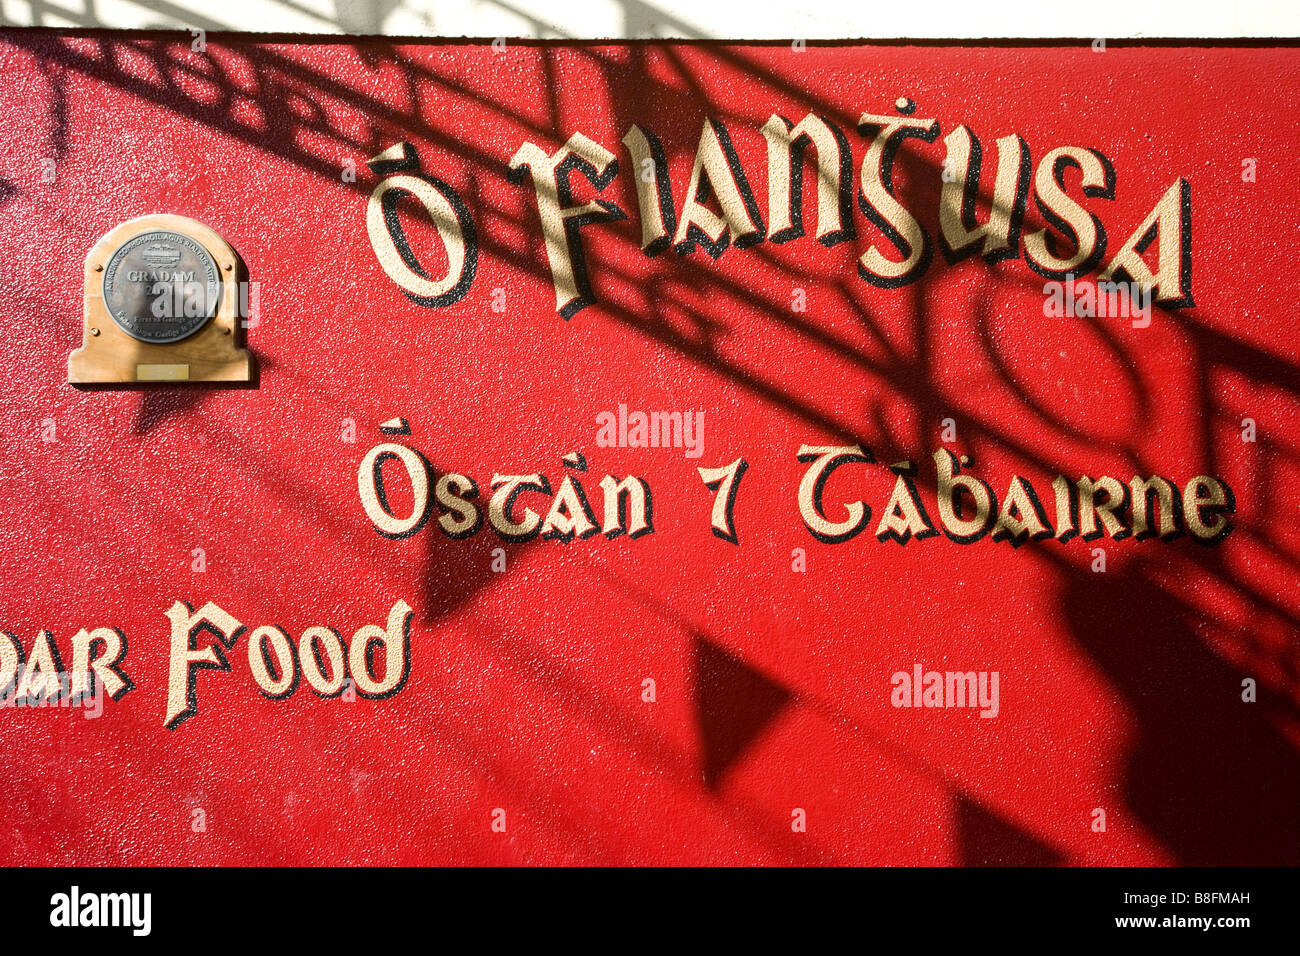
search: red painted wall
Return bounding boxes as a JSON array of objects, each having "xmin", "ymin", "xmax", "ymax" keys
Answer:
[{"xmin": 0, "ymin": 33, "xmax": 1297, "ymax": 865}]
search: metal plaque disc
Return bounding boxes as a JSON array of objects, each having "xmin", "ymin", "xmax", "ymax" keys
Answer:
[{"xmin": 101, "ymin": 230, "xmax": 222, "ymax": 343}]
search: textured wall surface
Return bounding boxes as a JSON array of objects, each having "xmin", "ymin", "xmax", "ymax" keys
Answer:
[{"xmin": 0, "ymin": 34, "xmax": 1297, "ymax": 865}]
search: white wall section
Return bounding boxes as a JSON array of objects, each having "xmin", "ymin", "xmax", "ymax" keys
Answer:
[{"xmin": 1, "ymin": 0, "xmax": 1297, "ymax": 38}]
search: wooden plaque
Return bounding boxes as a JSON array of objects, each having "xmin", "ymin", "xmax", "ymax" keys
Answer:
[{"xmin": 69, "ymin": 214, "xmax": 254, "ymax": 385}]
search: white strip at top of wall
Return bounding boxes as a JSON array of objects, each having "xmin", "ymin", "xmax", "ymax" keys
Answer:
[{"xmin": 2, "ymin": 0, "xmax": 1297, "ymax": 38}]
